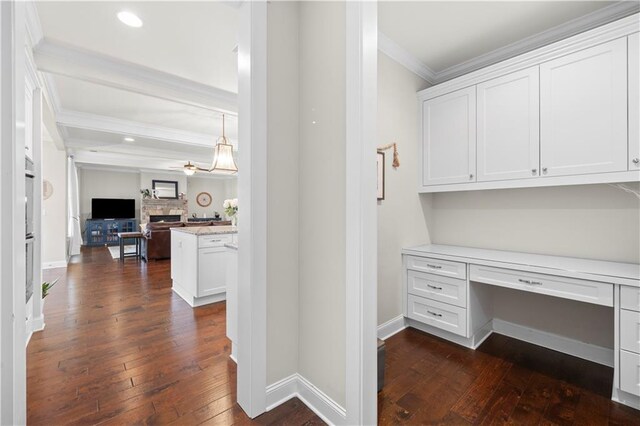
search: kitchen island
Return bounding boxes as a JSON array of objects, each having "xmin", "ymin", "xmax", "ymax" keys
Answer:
[{"xmin": 170, "ymin": 226, "xmax": 237, "ymax": 307}]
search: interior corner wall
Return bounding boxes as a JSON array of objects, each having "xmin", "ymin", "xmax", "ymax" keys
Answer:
[
  {"xmin": 41, "ymin": 138, "xmax": 67, "ymax": 266},
  {"xmin": 266, "ymin": 0, "xmax": 300, "ymax": 386},
  {"xmin": 298, "ymin": 0, "xmax": 347, "ymax": 408},
  {"xmin": 376, "ymin": 53, "xmax": 432, "ymax": 326},
  {"xmin": 186, "ymin": 177, "xmax": 234, "ymax": 218}
]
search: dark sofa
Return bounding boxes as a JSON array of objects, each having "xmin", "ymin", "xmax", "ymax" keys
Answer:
[{"xmin": 140, "ymin": 220, "xmax": 232, "ymax": 261}]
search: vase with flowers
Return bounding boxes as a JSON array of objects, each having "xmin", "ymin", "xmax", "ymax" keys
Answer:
[{"xmin": 223, "ymin": 198, "xmax": 238, "ymax": 226}]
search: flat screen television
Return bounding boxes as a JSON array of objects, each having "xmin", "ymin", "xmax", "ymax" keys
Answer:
[{"xmin": 91, "ymin": 198, "xmax": 135, "ymax": 220}]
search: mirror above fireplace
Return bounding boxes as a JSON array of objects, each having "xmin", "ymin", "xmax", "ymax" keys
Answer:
[{"xmin": 152, "ymin": 180, "xmax": 178, "ymax": 199}]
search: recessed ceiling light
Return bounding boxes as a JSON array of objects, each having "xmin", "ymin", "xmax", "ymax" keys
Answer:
[
  {"xmin": 124, "ymin": 137, "xmax": 135, "ymax": 142},
  {"xmin": 117, "ymin": 11, "xmax": 143, "ymax": 28}
]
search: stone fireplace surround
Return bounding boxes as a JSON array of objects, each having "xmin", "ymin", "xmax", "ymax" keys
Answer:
[{"xmin": 141, "ymin": 199, "xmax": 188, "ymax": 223}]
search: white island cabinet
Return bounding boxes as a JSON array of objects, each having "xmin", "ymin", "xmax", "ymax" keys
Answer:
[{"xmin": 170, "ymin": 226, "xmax": 237, "ymax": 307}]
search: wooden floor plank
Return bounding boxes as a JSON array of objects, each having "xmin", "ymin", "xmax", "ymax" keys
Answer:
[{"xmin": 28, "ymin": 246, "xmax": 323, "ymax": 426}]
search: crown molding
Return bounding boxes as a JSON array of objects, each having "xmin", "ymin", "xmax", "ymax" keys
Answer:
[
  {"xmin": 377, "ymin": 31, "xmax": 435, "ymax": 84},
  {"xmin": 56, "ymin": 109, "xmax": 224, "ymax": 148},
  {"xmin": 420, "ymin": 12, "xmax": 639, "ymax": 100},
  {"xmin": 33, "ymin": 39, "xmax": 238, "ymax": 114},
  {"xmin": 24, "ymin": 1, "xmax": 43, "ymax": 47},
  {"xmin": 380, "ymin": 2, "xmax": 640, "ymax": 86},
  {"xmin": 436, "ymin": 1, "xmax": 640, "ymax": 83}
]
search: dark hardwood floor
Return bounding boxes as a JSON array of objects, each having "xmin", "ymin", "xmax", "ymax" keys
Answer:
[
  {"xmin": 28, "ymin": 246, "xmax": 322, "ymax": 425},
  {"xmin": 30, "ymin": 246, "xmax": 640, "ymax": 425},
  {"xmin": 379, "ymin": 327, "xmax": 640, "ymax": 425}
]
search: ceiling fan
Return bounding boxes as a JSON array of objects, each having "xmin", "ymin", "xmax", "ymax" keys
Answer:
[
  {"xmin": 169, "ymin": 161, "xmax": 207, "ymax": 176},
  {"xmin": 170, "ymin": 114, "xmax": 238, "ymax": 176}
]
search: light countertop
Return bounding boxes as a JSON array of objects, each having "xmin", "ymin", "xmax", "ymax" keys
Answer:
[
  {"xmin": 403, "ymin": 244, "xmax": 640, "ymax": 286},
  {"xmin": 171, "ymin": 226, "xmax": 237, "ymax": 236}
]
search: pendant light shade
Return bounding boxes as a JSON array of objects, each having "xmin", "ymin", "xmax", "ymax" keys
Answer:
[{"xmin": 209, "ymin": 114, "xmax": 238, "ymax": 174}]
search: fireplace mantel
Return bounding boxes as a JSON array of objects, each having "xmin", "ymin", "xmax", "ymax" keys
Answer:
[{"xmin": 141, "ymin": 198, "xmax": 188, "ymax": 223}]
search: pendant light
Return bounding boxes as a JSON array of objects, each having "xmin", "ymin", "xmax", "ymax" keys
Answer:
[{"xmin": 208, "ymin": 114, "xmax": 238, "ymax": 174}]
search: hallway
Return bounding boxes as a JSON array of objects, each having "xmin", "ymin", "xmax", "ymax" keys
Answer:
[{"xmin": 27, "ymin": 247, "xmax": 320, "ymax": 425}]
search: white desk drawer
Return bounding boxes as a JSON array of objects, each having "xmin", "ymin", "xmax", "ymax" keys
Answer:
[
  {"xmin": 469, "ymin": 265, "xmax": 613, "ymax": 307},
  {"xmin": 198, "ymin": 234, "xmax": 233, "ymax": 248},
  {"xmin": 621, "ymin": 286, "xmax": 640, "ymax": 312},
  {"xmin": 408, "ymin": 270, "xmax": 467, "ymax": 308},
  {"xmin": 405, "ymin": 255, "xmax": 467, "ymax": 280},
  {"xmin": 621, "ymin": 309, "xmax": 640, "ymax": 354},
  {"xmin": 407, "ymin": 294, "xmax": 468, "ymax": 337},
  {"xmin": 620, "ymin": 350, "xmax": 640, "ymax": 397}
]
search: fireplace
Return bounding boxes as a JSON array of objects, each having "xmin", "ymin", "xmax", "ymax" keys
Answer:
[{"xmin": 149, "ymin": 214, "xmax": 182, "ymax": 223}]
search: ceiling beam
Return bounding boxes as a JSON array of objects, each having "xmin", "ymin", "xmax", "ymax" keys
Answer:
[
  {"xmin": 33, "ymin": 39, "xmax": 238, "ymax": 115},
  {"xmin": 66, "ymin": 138, "xmax": 212, "ymax": 163},
  {"xmin": 56, "ymin": 109, "xmax": 236, "ymax": 149}
]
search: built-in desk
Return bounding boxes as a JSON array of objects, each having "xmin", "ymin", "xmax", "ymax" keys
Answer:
[{"xmin": 402, "ymin": 244, "xmax": 640, "ymax": 410}]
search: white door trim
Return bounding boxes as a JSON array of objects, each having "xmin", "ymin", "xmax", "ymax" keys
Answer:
[
  {"xmin": 236, "ymin": 0, "xmax": 268, "ymax": 418},
  {"xmin": 1, "ymin": 1, "xmax": 27, "ymax": 424},
  {"xmin": 345, "ymin": 2, "xmax": 378, "ymax": 425}
]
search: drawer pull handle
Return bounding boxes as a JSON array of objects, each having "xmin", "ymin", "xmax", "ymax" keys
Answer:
[
  {"xmin": 427, "ymin": 284, "xmax": 443, "ymax": 290},
  {"xmin": 427, "ymin": 310, "xmax": 443, "ymax": 318},
  {"xmin": 426, "ymin": 264, "xmax": 442, "ymax": 269},
  {"xmin": 518, "ymin": 278, "xmax": 543, "ymax": 286}
]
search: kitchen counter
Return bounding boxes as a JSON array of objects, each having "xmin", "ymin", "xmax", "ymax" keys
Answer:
[{"xmin": 172, "ymin": 225, "xmax": 237, "ymax": 236}]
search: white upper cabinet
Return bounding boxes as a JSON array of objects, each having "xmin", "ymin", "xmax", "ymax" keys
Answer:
[
  {"xmin": 477, "ymin": 67, "xmax": 540, "ymax": 182},
  {"xmin": 540, "ymin": 38, "xmax": 628, "ymax": 177},
  {"xmin": 422, "ymin": 86, "xmax": 476, "ymax": 186},
  {"xmin": 629, "ymin": 33, "xmax": 639, "ymax": 170}
]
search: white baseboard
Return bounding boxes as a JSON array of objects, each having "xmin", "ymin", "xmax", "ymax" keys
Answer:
[
  {"xmin": 31, "ymin": 316, "xmax": 45, "ymax": 332},
  {"xmin": 265, "ymin": 374, "xmax": 347, "ymax": 426},
  {"xmin": 492, "ymin": 318, "xmax": 614, "ymax": 367},
  {"xmin": 377, "ymin": 315, "xmax": 406, "ymax": 340},
  {"xmin": 42, "ymin": 260, "xmax": 67, "ymax": 269}
]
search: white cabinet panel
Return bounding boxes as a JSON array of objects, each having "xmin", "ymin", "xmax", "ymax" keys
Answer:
[
  {"xmin": 198, "ymin": 246, "xmax": 227, "ymax": 297},
  {"xmin": 407, "ymin": 294, "xmax": 468, "ymax": 337},
  {"xmin": 477, "ymin": 67, "xmax": 540, "ymax": 182},
  {"xmin": 629, "ymin": 33, "xmax": 639, "ymax": 170},
  {"xmin": 25, "ymin": 77, "xmax": 34, "ymax": 160},
  {"xmin": 620, "ymin": 350, "xmax": 640, "ymax": 397},
  {"xmin": 621, "ymin": 309, "xmax": 640, "ymax": 354},
  {"xmin": 621, "ymin": 286, "xmax": 640, "ymax": 312},
  {"xmin": 407, "ymin": 270, "xmax": 467, "ymax": 308},
  {"xmin": 540, "ymin": 38, "xmax": 628, "ymax": 177},
  {"xmin": 469, "ymin": 265, "xmax": 613, "ymax": 307},
  {"xmin": 422, "ymin": 86, "xmax": 476, "ymax": 186},
  {"xmin": 405, "ymin": 255, "xmax": 467, "ymax": 280}
]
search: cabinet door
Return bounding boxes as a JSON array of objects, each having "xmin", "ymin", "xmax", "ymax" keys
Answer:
[
  {"xmin": 540, "ymin": 38, "xmax": 627, "ymax": 177},
  {"xmin": 422, "ymin": 86, "xmax": 476, "ymax": 186},
  {"xmin": 25, "ymin": 77, "xmax": 34, "ymax": 160},
  {"xmin": 198, "ymin": 246, "xmax": 227, "ymax": 297},
  {"xmin": 629, "ymin": 33, "xmax": 639, "ymax": 170},
  {"xmin": 477, "ymin": 67, "xmax": 540, "ymax": 182}
]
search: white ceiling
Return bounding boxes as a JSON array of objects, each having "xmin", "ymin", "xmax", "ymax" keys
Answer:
[
  {"xmin": 379, "ymin": 1, "xmax": 617, "ymax": 73},
  {"xmin": 36, "ymin": 1, "xmax": 239, "ymax": 91},
  {"xmin": 33, "ymin": 1, "xmax": 239, "ymax": 174}
]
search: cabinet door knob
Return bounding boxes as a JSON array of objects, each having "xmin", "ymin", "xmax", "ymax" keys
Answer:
[
  {"xmin": 531, "ymin": 168, "xmax": 537, "ymax": 175},
  {"xmin": 469, "ymin": 174, "xmax": 474, "ymax": 180},
  {"xmin": 633, "ymin": 158, "xmax": 640, "ymax": 165},
  {"xmin": 542, "ymin": 167, "xmax": 548, "ymax": 174}
]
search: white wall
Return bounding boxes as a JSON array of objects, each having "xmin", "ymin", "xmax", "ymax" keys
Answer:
[
  {"xmin": 376, "ymin": 53, "xmax": 432, "ymax": 326},
  {"xmin": 41, "ymin": 138, "xmax": 67, "ymax": 266},
  {"xmin": 186, "ymin": 177, "xmax": 235, "ymax": 218},
  {"xmin": 298, "ymin": 0, "xmax": 346, "ymax": 407},
  {"xmin": 266, "ymin": 0, "xmax": 300, "ymax": 386},
  {"xmin": 429, "ymin": 183, "xmax": 640, "ymax": 263},
  {"xmin": 78, "ymin": 168, "xmax": 140, "ymax": 228}
]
